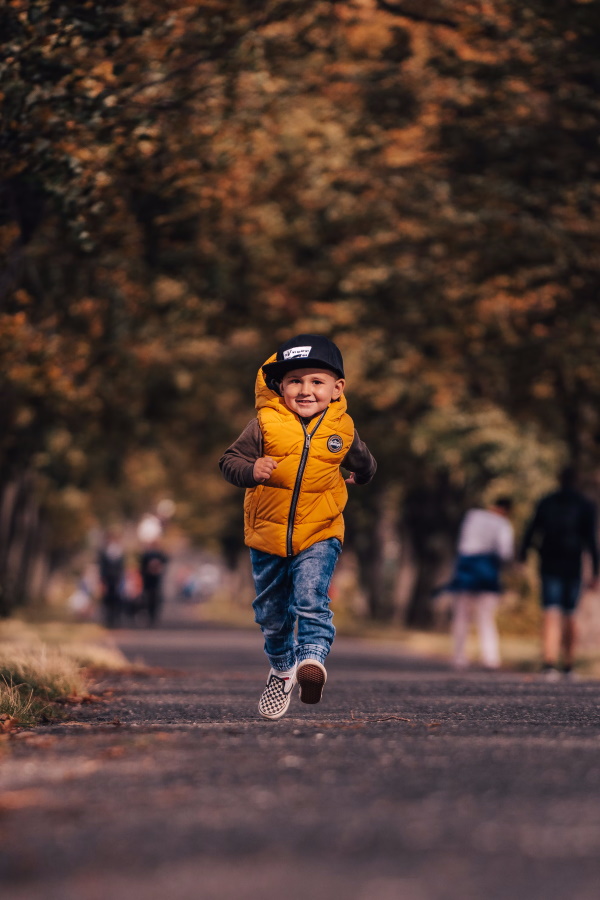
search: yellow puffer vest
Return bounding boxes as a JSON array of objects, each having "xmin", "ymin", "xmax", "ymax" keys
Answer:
[{"xmin": 244, "ymin": 355, "xmax": 355, "ymax": 557}]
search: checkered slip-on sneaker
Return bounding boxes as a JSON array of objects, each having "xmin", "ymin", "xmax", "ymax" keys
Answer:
[
  {"xmin": 258, "ymin": 669, "xmax": 297, "ymax": 720},
  {"xmin": 297, "ymin": 659, "xmax": 327, "ymax": 705}
]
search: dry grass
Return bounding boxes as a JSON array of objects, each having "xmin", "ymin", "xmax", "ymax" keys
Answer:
[
  {"xmin": 0, "ymin": 646, "xmax": 86, "ymax": 701},
  {"xmin": 57, "ymin": 643, "xmax": 130, "ymax": 670},
  {"xmin": 0, "ymin": 617, "xmax": 132, "ymax": 726},
  {"xmin": 0, "ymin": 618, "xmax": 130, "ymax": 670},
  {"xmin": 0, "ymin": 678, "xmax": 43, "ymax": 727},
  {"xmin": 0, "ymin": 646, "xmax": 88, "ymax": 727}
]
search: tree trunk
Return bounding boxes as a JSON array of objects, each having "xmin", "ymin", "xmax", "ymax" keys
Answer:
[
  {"xmin": 402, "ymin": 474, "xmax": 463, "ymax": 628},
  {"xmin": 345, "ymin": 484, "xmax": 397, "ymax": 621},
  {"xmin": 0, "ymin": 474, "xmax": 48, "ymax": 615}
]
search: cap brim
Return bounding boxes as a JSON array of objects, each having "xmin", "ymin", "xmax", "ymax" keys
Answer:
[{"xmin": 262, "ymin": 359, "xmax": 344, "ymax": 381}]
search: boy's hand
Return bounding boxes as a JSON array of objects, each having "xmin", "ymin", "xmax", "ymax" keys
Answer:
[
  {"xmin": 253, "ymin": 456, "xmax": 278, "ymax": 483},
  {"xmin": 345, "ymin": 472, "xmax": 356, "ymax": 485}
]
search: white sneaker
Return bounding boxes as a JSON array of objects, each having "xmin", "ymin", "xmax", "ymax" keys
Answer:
[
  {"xmin": 297, "ymin": 659, "xmax": 327, "ymax": 705},
  {"xmin": 258, "ymin": 667, "xmax": 297, "ymax": 720},
  {"xmin": 542, "ymin": 666, "xmax": 561, "ymax": 682}
]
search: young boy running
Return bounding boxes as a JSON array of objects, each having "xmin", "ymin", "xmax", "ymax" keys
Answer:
[{"xmin": 219, "ymin": 334, "xmax": 376, "ymax": 719}]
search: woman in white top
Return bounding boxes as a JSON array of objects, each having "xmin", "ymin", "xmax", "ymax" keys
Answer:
[{"xmin": 446, "ymin": 498, "xmax": 514, "ymax": 670}]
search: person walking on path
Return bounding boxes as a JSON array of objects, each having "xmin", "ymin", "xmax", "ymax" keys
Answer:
[
  {"xmin": 446, "ymin": 498, "xmax": 515, "ymax": 671},
  {"xmin": 139, "ymin": 540, "xmax": 169, "ymax": 627},
  {"xmin": 519, "ymin": 467, "xmax": 599, "ymax": 679},
  {"xmin": 98, "ymin": 530, "xmax": 125, "ymax": 629},
  {"xmin": 219, "ymin": 334, "xmax": 376, "ymax": 720}
]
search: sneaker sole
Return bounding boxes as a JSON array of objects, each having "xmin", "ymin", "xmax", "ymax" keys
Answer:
[
  {"xmin": 258, "ymin": 702, "xmax": 290, "ymax": 721},
  {"xmin": 297, "ymin": 662, "xmax": 326, "ymax": 704}
]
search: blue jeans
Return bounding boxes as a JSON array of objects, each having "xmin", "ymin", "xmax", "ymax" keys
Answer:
[
  {"xmin": 541, "ymin": 575, "xmax": 582, "ymax": 614},
  {"xmin": 250, "ymin": 538, "xmax": 342, "ymax": 671}
]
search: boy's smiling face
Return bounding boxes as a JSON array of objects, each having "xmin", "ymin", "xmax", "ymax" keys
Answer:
[{"xmin": 280, "ymin": 368, "xmax": 345, "ymax": 417}]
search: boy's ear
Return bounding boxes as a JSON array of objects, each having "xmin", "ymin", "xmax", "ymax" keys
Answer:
[{"xmin": 332, "ymin": 378, "xmax": 345, "ymax": 399}]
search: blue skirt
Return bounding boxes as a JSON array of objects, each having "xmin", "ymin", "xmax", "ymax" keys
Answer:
[{"xmin": 446, "ymin": 553, "xmax": 502, "ymax": 594}]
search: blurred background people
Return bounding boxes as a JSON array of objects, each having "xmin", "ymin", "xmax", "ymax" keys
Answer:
[
  {"xmin": 177, "ymin": 562, "xmax": 220, "ymax": 605},
  {"xmin": 519, "ymin": 467, "xmax": 599, "ymax": 679},
  {"xmin": 122, "ymin": 562, "xmax": 144, "ymax": 624},
  {"xmin": 446, "ymin": 498, "xmax": 515, "ymax": 670},
  {"xmin": 98, "ymin": 530, "xmax": 125, "ymax": 628},
  {"xmin": 66, "ymin": 568, "xmax": 96, "ymax": 621},
  {"xmin": 139, "ymin": 540, "xmax": 169, "ymax": 627}
]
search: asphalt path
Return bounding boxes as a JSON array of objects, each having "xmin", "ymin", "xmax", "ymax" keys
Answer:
[{"xmin": 2, "ymin": 621, "xmax": 600, "ymax": 900}]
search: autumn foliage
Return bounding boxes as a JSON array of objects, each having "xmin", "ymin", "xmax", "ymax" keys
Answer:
[{"xmin": 1, "ymin": 0, "xmax": 600, "ymax": 620}]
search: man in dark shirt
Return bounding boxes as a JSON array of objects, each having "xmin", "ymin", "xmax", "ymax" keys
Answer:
[
  {"xmin": 98, "ymin": 532, "xmax": 125, "ymax": 628},
  {"xmin": 139, "ymin": 542, "xmax": 169, "ymax": 627},
  {"xmin": 520, "ymin": 467, "xmax": 599, "ymax": 677}
]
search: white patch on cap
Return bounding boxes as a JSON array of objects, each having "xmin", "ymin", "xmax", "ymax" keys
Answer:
[{"xmin": 283, "ymin": 346, "xmax": 312, "ymax": 360}]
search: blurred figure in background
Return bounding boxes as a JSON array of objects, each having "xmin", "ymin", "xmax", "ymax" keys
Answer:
[
  {"xmin": 447, "ymin": 498, "xmax": 515, "ymax": 671},
  {"xmin": 98, "ymin": 530, "xmax": 125, "ymax": 628},
  {"xmin": 139, "ymin": 540, "xmax": 169, "ymax": 627},
  {"xmin": 122, "ymin": 561, "xmax": 144, "ymax": 624},
  {"xmin": 519, "ymin": 467, "xmax": 599, "ymax": 679}
]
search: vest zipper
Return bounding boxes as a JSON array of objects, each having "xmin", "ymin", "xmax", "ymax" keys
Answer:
[{"xmin": 286, "ymin": 410, "xmax": 327, "ymax": 557}]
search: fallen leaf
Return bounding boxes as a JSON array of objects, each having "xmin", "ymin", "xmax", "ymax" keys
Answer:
[{"xmin": 0, "ymin": 715, "xmax": 20, "ymax": 733}]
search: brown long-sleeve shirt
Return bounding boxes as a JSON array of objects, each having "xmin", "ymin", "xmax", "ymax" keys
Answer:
[{"xmin": 219, "ymin": 418, "xmax": 377, "ymax": 489}]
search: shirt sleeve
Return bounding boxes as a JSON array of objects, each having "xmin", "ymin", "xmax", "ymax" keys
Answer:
[
  {"xmin": 219, "ymin": 419, "xmax": 263, "ymax": 488},
  {"xmin": 341, "ymin": 429, "xmax": 377, "ymax": 485}
]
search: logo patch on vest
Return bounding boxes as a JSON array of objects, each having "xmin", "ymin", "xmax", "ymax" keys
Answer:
[{"xmin": 327, "ymin": 435, "xmax": 343, "ymax": 453}]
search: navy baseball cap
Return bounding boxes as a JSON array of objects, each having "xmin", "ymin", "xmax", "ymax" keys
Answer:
[{"xmin": 262, "ymin": 334, "xmax": 345, "ymax": 389}]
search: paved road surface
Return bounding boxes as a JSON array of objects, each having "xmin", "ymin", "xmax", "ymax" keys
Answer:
[{"xmin": 1, "ymin": 622, "xmax": 600, "ymax": 900}]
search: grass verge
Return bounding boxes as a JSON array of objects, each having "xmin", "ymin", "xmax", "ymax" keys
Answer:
[
  {"xmin": 0, "ymin": 618, "xmax": 132, "ymax": 728},
  {"xmin": 0, "ymin": 678, "xmax": 46, "ymax": 728},
  {"xmin": 0, "ymin": 646, "xmax": 85, "ymax": 728}
]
